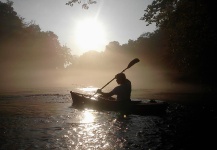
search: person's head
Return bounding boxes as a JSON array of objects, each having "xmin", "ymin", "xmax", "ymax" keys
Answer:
[{"xmin": 115, "ymin": 73, "xmax": 126, "ymax": 84}]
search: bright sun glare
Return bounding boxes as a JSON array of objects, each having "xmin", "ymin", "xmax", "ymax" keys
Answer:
[
  {"xmin": 75, "ymin": 19, "xmax": 107, "ymax": 54},
  {"xmin": 81, "ymin": 110, "xmax": 95, "ymax": 123}
]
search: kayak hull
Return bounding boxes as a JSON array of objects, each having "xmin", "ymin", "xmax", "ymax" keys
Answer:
[{"xmin": 70, "ymin": 91, "xmax": 168, "ymax": 115}]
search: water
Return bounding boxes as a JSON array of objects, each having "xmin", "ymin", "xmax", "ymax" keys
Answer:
[{"xmin": 0, "ymin": 87, "xmax": 216, "ymax": 150}]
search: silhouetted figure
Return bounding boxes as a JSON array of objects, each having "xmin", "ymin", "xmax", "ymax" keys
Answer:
[{"xmin": 97, "ymin": 73, "xmax": 131, "ymax": 102}]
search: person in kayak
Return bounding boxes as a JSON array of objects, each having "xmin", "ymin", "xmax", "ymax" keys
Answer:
[{"xmin": 96, "ymin": 73, "xmax": 131, "ymax": 102}]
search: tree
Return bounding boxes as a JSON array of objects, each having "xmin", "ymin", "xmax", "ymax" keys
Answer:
[
  {"xmin": 0, "ymin": 1, "xmax": 74, "ymax": 88},
  {"xmin": 0, "ymin": 0, "xmax": 23, "ymax": 41},
  {"xmin": 66, "ymin": 0, "xmax": 97, "ymax": 9},
  {"xmin": 141, "ymin": 0, "xmax": 217, "ymax": 85},
  {"xmin": 65, "ymin": 0, "xmax": 217, "ymax": 86}
]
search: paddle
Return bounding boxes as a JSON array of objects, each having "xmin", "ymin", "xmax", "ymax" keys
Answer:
[{"xmin": 92, "ymin": 58, "xmax": 140, "ymax": 97}]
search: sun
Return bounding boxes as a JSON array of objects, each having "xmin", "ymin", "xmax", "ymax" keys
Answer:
[{"xmin": 74, "ymin": 19, "xmax": 107, "ymax": 54}]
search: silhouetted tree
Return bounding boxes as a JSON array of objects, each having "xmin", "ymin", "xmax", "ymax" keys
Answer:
[
  {"xmin": 0, "ymin": 0, "xmax": 23, "ymax": 41},
  {"xmin": 141, "ymin": 0, "xmax": 216, "ymax": 86},
  {"xmin": 66, "ymin": 0, "xmax": 97, "ymax": 9},
  {"xmin": 67, "ymin": 0, "xmax": 216, "ymax": 86},
  {"xmin": 0, "ymin": 1, "xmax": 73, "ymax": 88}
]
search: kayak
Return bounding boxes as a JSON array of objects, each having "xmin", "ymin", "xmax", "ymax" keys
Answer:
[{"xmin": 70, "ymin": 91, "xmax": 168, "ymax": 115}]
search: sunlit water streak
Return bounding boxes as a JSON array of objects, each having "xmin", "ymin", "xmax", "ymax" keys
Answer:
[{"xmin": 0, "ymin": 87, "xmax": 216, "ymax": 149}]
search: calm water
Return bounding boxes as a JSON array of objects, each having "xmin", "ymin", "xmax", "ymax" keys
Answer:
[{"xmin": 0, "ymin": 87, "xmax": 216, "ymax": 150}]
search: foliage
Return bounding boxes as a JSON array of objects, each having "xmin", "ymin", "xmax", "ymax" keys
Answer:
[
  {"xmin": 66, "ymin": 0, "xmax": 97, "ymax": 9},
  {"xmin": 66, "ymin": 0, "xmax": 216, "ymax": 87},
  {"xmin": 1, "ymin": 0, "xmax": 215, "ymax": 89},
  {"xmin": 0, "ymin": 0, "xmax": 23, "ymax": 38},
  {"xmin": 141, "ymin": 0, "xmax": 216, "ymax": 85},
  {"xmin": 0, "ymin": 1, "xmax": 72, "ymax": 70},
  {"xmin": 0, "ymin": 1, "xmax": 73, "ymax": 88}
]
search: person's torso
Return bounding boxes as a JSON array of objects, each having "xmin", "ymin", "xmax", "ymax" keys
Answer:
[{"xmin": 112, "ymin": 79, "xmax": 131, "ymax": 101}]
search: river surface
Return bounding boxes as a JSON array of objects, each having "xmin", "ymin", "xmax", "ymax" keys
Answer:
[{"xmin": 0, "ymin": 87, "xmax": 216, "ymax": 150}]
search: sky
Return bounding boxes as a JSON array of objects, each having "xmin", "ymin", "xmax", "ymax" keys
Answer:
[{"xmin": 2, "ymin": 0, "xmax": 156, "ymax": 55}]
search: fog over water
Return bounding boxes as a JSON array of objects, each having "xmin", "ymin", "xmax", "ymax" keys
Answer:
[{"xmin": 1, "ymin": 58, "xmax": 200, "ymax": 95}]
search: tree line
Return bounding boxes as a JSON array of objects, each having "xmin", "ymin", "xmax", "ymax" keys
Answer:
[
  {"xmin": 0, "ymin": 0, "xmax": 216, "ymax": 89},
  {"xmin": 67, "ymin": 0, "xmax": 216, "ymax": 88},
  {"xmin": 0, "ymin": 0, "xmax": 73, "ymax": 88}
]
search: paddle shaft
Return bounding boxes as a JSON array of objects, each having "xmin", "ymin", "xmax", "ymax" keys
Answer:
[{"xmin": 92, "ymin": 58, "xmax": 140, "ymax": 96}]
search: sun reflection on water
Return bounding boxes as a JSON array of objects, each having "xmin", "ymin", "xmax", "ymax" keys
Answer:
[
  {"xmin": 64, "ymin": 109, "xmax": 130, "ymax": 149},
  {"xmin": 77, "ymin": 86, "xmax": 99, "ymax": 100},
  {"xmin": 66, "ymin": 109, "xmax": 112, "ymax": 149},
  {"xmin": 80, "ymin": 110, "xmax": 95, "ymax": 123},
  {"xmin": 66, "ymin": 90, "xmax": 127, "ymax": 149},
  {"xmin": 78, "ymin": 86, "xmax": 98, "ymax": 94}
]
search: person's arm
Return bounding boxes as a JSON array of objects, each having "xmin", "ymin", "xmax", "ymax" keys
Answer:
[{"xmin": 96, "ymin": 89, "xmax": 114, "ymax": 97}]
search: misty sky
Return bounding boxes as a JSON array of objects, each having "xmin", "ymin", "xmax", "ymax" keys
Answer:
[{"xmin": 1, "ymin": 0, "xmax": 156, "ymax": 55}]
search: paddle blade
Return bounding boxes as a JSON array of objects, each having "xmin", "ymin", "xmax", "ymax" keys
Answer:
[{"xmin": 127, "ymin": 58, "xmax": 140, "ymax": 69}]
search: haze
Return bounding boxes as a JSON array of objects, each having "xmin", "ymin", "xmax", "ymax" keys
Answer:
[{"xmin": 0, "ymin": 1, "xmax": 202, "ymax": 94}]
